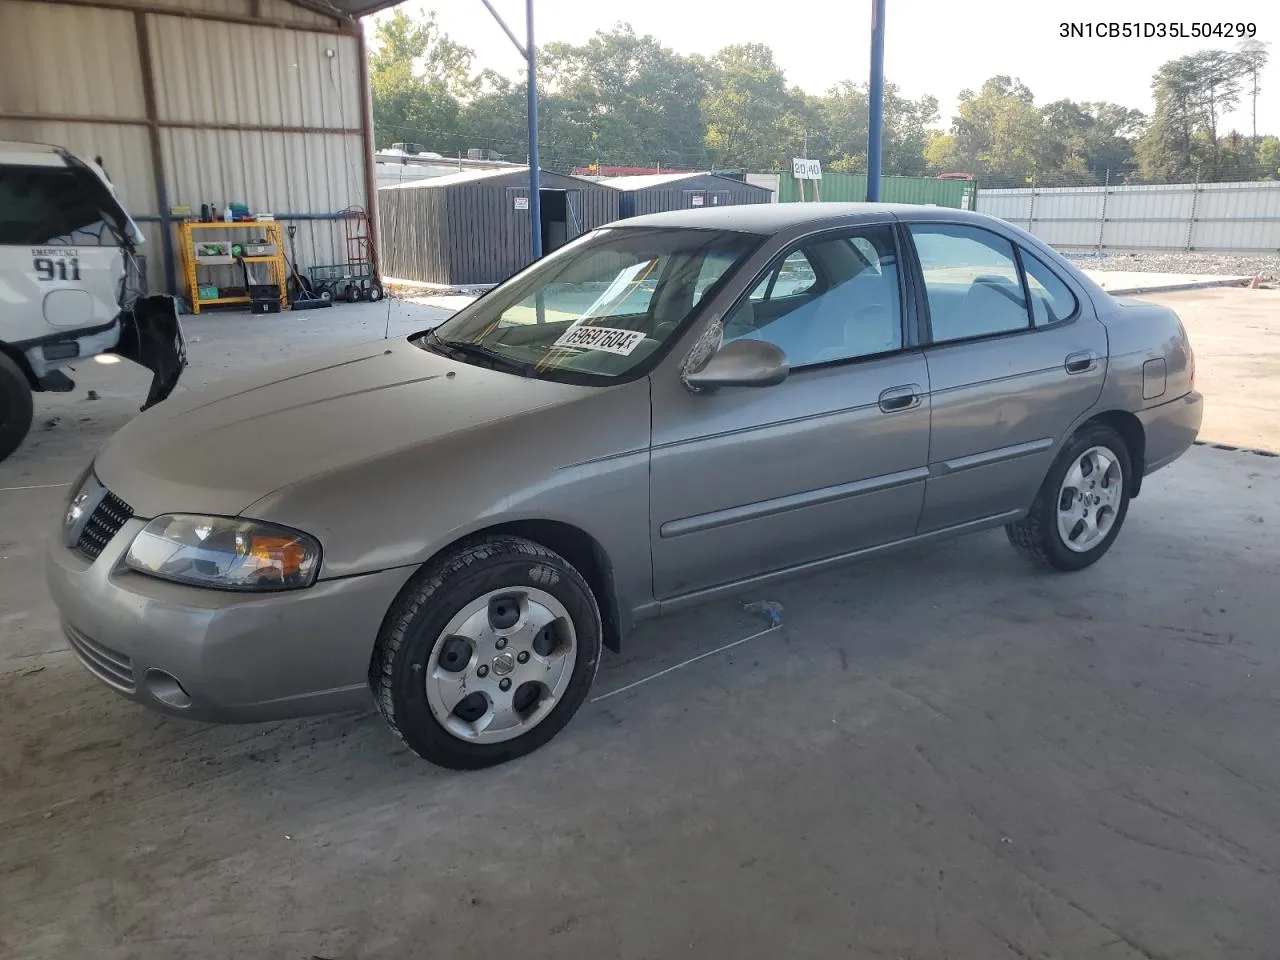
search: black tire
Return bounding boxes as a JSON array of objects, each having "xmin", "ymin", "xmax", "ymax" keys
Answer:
[
  {"xmin": 344, "ymin": 283, "xmax": 361, "ymax": 303},
  {"xmin": 315, "ymin": 283, "xmax": 333, "ymax": 303},
  {"xmin": 1006, "ymin": 422, "xmax": 1133, "ymax": 572},
  {"xmin": 0, "ymin": 352, "xmax": 35, "ymax": 463},
  {"xmin": 370, "ymin": 535, "xmax": 602, "ymax": 769},
  {"xmin": 365, "ymin": 282, "xmax": 384, "ymax": 303}
]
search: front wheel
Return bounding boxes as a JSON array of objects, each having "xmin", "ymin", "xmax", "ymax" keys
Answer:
[
  {"xmin": 371, "ymin": 536, "xmax": 602, "ymax": 769},
  {"xmin": 0, "ymin": 352, "xmax": 35, "ymax": 463},
  {"xmin": 1006, "ymin": 423, "xmax": 1132, "ymax": 571}
]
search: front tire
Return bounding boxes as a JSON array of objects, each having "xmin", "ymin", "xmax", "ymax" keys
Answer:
[
  {"xmin": 1006, "ymin": 423, "xmax": 1132, "ymax": 572},
  {"xmin": 370, "ymin": 536, "xmax": 602, "ymax": 769},
  {"xmin": 0, "ymin": 353, "xmax": 34, "ymax": 463}
]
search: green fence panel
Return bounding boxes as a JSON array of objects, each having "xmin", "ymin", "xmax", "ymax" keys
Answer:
[{"xmin": 776, "ymin": 172, "xmax": 975, "ymax": 209}]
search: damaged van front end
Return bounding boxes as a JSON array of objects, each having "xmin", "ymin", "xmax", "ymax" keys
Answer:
[{"xmin": 0, "ymin": 140, "xmax": 186, "ymax": 461}]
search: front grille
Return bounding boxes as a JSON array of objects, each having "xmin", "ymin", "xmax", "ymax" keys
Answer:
[
  {"xmin": 76, "ymin": 490, "xmax": 134, "ymax": 560},
  {"xmin": 64, "ymin": 622, "xmax": 135, "ymax": 692}
]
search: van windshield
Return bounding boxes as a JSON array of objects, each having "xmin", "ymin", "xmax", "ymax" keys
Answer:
[{"xmin": 414, "ymin": 226, "xmax": 761, "ymax": 384}]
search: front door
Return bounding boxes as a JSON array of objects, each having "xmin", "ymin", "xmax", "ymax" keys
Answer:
[
  {"xmin": 649, "ymin": 222, "xmax": 931, "ymax": 600},
  {"xmin": 903, "ymin": 221, "xmax": 1108, "ymax": 531}
]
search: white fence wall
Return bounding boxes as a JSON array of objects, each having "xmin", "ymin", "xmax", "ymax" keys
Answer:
[{"xmin": 977, "ymin": 180, "xmax": 1280, "ymax": 255}]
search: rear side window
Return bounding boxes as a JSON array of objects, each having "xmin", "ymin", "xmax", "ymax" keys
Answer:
[
  {"xmin": 909, "ymin": 224, "xmax": 1029, "ymax": 343},
  {"xmin": 1023, "ymin": 251, "xmax": 1078, "ymax": 326},
  {"xmin": 0, "ymin": 164, "xmax": 115, "ymax": 246}
]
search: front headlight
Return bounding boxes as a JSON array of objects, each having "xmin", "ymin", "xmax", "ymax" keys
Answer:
[{"xmin": 124, "ymin": 515, "xmax": 321, "ymax": 591}]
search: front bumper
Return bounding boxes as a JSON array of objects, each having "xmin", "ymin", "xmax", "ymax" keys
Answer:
[
  {"xmin": 47, "ymin": 521, "xmax": 414, "ymax": 723},
  {"xmin": 1138, "ymin": 390, "xmax": 1204, "ymax": 475},
  {"xmin": 108, "ymin": 295, "xmax": 187, "ymax": 410}
]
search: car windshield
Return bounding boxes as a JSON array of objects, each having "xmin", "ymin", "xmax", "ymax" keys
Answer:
[{"xmin": 414, "ymin": 226, "xmax": 761, "ymax": 383}]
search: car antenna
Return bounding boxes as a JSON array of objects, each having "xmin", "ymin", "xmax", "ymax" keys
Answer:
[{"xmin": 383, "ymin": 285, "xmax": 393, "ymax": 340}]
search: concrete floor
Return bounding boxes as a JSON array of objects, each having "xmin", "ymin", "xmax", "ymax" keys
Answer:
[{"xmin": 3, "ymin": 291, "xmax": 1280, "ymax": 959}]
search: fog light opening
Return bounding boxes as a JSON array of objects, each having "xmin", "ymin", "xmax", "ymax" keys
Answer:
[{"xmin": 143, "ymin": 668, "xmax": 192, "ymax": 709}]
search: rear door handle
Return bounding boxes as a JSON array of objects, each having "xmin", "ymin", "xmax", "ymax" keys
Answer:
[
  {"xmin": 878, "ymin": 383, "xmax": 923, "ymax": 413},
  {"xmin": 1065, "ymin": 350, "xmax": 1099, "ymax": 374}
]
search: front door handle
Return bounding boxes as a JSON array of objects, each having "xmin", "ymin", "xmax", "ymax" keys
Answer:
[
  {"xmin": 1065, "ymin": 350, "xmax": 1099, "ymax": 374},
  {"xmin": 878, "ymin": 383, "xmax": 923, "ymax": 413}
]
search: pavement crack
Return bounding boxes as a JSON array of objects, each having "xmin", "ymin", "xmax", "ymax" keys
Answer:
[{"xmin": 1094, "ymin": 818, "xmax": 1229, "ymax": 867}]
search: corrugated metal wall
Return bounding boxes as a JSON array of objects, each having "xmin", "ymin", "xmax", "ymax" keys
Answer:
[
  {"xmin": 976, "ymin": 180, "xmax": 1280, "ymax": 254},
  {"xmin": 775, "ymin": 172, "xmax": 974, "ymax": 209},
  {"xmin": 379, "ymin": 171, "xmax": 621, "ymax": 286},
  {"xmin": 0, "ymin": 0, "xmax": 371, "ymax": 298}
]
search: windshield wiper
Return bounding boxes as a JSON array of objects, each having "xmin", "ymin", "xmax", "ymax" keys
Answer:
[{"xmin": 422, "ymin": 330, "xmax": 535, "ymax": 376}]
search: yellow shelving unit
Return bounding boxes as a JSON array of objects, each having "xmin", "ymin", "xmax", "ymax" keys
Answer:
[{"xmin": 177, "ymin": 220, "xmax": 287, "ymax": 315}]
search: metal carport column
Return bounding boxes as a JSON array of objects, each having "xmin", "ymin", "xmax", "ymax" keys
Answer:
[{"xmin": 479, "ymin": 0, "xmax": 542, "ymax": 260}]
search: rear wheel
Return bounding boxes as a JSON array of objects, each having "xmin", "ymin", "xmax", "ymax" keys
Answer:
[
  {"xmin": 344, "ymin": 283, "xmax": 361, "ymax": 303},
  {"xmin": 365, "ymin": 281, "xmax": 384, "ymax": 303},
  {"xmin": 370, "ymin": 535, "xmax": 602, "ymax": 769},
  {"xmin": 0, "ymin": 352, "xmax": 34, "ymax": 463},
  {"xmin": 1006, "ymin": 423, "xmax": 1132, "ymax": 571}
]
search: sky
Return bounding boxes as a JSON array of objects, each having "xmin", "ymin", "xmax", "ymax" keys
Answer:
[{"xmin": 373, "ymin": 0, "xmax": 1279, "ymax": 136}]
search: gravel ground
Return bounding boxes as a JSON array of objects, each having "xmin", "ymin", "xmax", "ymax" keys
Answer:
[{"xmin": 1062, "ymin": 250, "xmax": 1280, "ymax": 279}]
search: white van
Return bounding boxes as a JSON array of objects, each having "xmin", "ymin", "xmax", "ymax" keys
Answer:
[{"xmin": 0, "ymin": 140, "xmax": 186, "ymax": 462}]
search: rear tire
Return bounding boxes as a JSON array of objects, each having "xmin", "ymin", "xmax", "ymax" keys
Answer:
[
  {"xmin": 370, "ymin": 535, "xmax": 602, "ymax": 769},
  {"xmin": 0, "ymin": 353, "xmax": 34, "ymax": 463},
  {"xmin": 1006, "ymin": 423, "xmax": 1133, "ymax": 572},
  {"xmin": 344, "ymin": 283, "xmax": 361, "ymax": 303}
]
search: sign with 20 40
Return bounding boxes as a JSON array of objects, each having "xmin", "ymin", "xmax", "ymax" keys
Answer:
[{"xmin": 791, "ymin": 158, "xmax": 823, "ymax": 180}]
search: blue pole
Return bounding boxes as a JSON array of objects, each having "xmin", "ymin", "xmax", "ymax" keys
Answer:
[
  {"xmin": 526, "ymin": 0, "xmax": 542, "ymax": 259},
  {"xmin": 866, "ymin": 0, "xmax": 886, "ymax": 201}
]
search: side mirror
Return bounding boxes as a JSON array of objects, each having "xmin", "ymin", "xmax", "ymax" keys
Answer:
[{"xmin": 684, "ymin": 338, "xmax": 789, "ymax": 391}]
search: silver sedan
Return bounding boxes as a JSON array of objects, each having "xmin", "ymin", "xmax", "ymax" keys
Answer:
[{"xmin": 47, "ymin": 205, "xmax": 1202, "ymax": 768}]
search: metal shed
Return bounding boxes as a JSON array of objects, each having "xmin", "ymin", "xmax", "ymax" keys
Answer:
[
  {"xmin": 602, "ymin": 172, "xmax": 773, "ymax": 218},
  {"xmin": 378, "ymin": 168, "xmax": 620, "ymax": 286},
  {"xmin": 0, "ymin": 0, "xmax": 401, "ymax": 298}
]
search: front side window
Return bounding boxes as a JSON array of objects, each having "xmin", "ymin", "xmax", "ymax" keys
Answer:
[
  {"xmin": 0, "ymin": 164, "xmax": 116, "ymax": 246},
  {"xmin": 418, "ymin": 226, "xmax": 761, "ymax": 383},
  {"xmin": 722, "ymin": 225, "xmax": 903, "ymax": 367},
  {"xmin": 910, "ymin": 224, "xmax": 1029, "ymax": 343}
]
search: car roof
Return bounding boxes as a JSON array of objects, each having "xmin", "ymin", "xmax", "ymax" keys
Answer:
[
  {"xmin": 612, "ymin": 202, "xmax": 993, "ymax": 234},
  {"xmin": 0, "ymin": 139, "xmax": 67, "ymax": 167}
]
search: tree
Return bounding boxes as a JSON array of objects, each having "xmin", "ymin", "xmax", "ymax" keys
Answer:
[
  {"xmin": 1257, "ymin": 136, "xmax": 1280, "ymax": 179},
  {"xmin": 368, "ymin": 9, "xmax": 474, "ymax": 150},
  {"xmin": 947, "ymin": 77, "xmax": 1049, "ymax": 181},
  {"xmin": 1138, "ymin": 50, "xmax": 1251, "ymax": 181},
  {"xmin": 924, "ymin": 132, "xmax": 962, "ymax": 172},
  {"xmin": 701, "ymin": 44, "xmax": 796, "ymax": 169},
  {"xmin": 540, "ymin": 26, "xmax": 709, "ymax": 169},
  {"xmin": 1041, "ymin": 99, "xmax": 1145, "ymax": 181},
  {"xmin": 1236, "ymin": 40, "xmax": 1270, "ymax": 142},
  {"xmin": 365, "ymin": 16, "xmax": 1277, "ymax": 188}
]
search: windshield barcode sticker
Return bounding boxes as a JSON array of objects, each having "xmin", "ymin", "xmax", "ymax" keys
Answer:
[{"xmin": 554, "ymin": 326, "xmax": 646, "ymax": 356}]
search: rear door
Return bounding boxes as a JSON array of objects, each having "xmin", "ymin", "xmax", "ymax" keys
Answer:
[{"xmin": 903, "ymin": 221, "xmax": 1107, "ymax": 532}]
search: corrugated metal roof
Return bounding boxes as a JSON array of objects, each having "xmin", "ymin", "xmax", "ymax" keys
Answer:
[
  {"xmin": 381, "ymin": 167, "xmax": 610, "ymax": 192},
  {"xmin": 281, "ymin": 0, "xmax": 401, "ymax": 19},
  {"xmin": 599, "ymin": 172, "xmax": 730, "ymax": 189},
  {"xmin": 380, "ymin": 167, "xmax": 527, "ymax": 191}
]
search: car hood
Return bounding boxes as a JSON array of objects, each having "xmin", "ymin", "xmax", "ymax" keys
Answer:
[{"xmin": 95, "ymin": 337, "xmax": 592, "ymax": 518}]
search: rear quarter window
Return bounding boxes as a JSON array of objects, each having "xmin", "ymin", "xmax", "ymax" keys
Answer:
[{"xmin": 1022, "ymin": 251, "xmax": 1079, "ymax": 326}]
